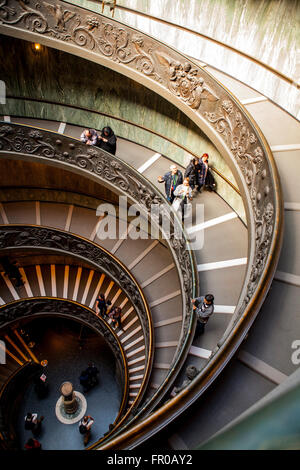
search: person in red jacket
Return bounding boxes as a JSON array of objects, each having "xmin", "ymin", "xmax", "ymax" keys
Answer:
[{"xmin": 24, "ymin": 437, "xmax": 42, "ymax": 450}]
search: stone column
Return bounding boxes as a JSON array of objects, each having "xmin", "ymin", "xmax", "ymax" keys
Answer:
[{"xmin": 60, "ymin": 382, "xmax": 78, "ymax": 414}]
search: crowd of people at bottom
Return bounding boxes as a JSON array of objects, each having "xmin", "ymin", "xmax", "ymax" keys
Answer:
[
  {"xmin": 24, "ymin": 412, "xmax": 96, "ymax": 449},
  {"xmin": 24, "ymin": 362, "xmax": 100, "ymax": 450},
  {"xmin": 80, "ymin": 126, "xmax": 117, "ymax": 155}
]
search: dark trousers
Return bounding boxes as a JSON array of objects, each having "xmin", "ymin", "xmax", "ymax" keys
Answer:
[
  {"xmin": 195, "ymin": 321, "xmax": 205, "ymax": 336},
  {"xmin": 99, "ymin": 305, "xmax": 107, "ymax": 317},
  {"xmin": 189, "ymin": 177, "xmax": 196, "ymax": 190},
  {"xmin": 168, "ymin": 190, "xmax": 176, "ymax": 203}
]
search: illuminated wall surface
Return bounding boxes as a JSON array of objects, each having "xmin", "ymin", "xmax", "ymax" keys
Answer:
[{"xmin": 71, "ymin": 0, "xmax": 300, "ymax": 118}]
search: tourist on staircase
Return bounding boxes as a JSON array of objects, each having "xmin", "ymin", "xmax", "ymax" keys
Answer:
[
  {"xmin": 80, "ymin": 129, "xmax": 99, "ymax": 146},
  {"xmin": 24, "ymin": 412, "xmax": 44, "ymax": 437},
  {"xmin": 192, "ymin": 294, "xmax": 215, "ymax": 336},
  {"xmin": 79, "ymin": 415, "xmax": 94, "ymax": 446},
  {"xmin": 157, "ymin": 164, "xmax": 183, "ymax": 203},
  {"xmin": 184, "ymin": 157, "xmax": 201, "ymax": 194},
  {"xmin": 172, "ymin": 177, "xmax": 193, "ymax": 222},
  {"xmin": 198, "ymin": 153, "xmax": 216, "ymax": 192},
  {"xmin": 95, "ymin": 293, "xmax": 108, "ymax": 318},
  {"xmin": 97, "ymin": 126, "xmax": 117, "ymax": 155}
]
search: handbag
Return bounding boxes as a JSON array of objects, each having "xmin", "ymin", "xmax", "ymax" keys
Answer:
[{"xmin": 172, "ymin": 197, "xmax": 182, "ymax": 212}]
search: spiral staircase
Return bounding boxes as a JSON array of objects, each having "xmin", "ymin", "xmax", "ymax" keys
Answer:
[{"xmin": 0, "ymin": 0, "xmax": 299, "ymax": 451}]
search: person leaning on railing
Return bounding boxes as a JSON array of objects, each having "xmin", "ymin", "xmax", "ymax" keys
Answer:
[
  {"xmin": 80, "ymin": 128, "xmax": 99, "ymax": 146},
  {"xmin": 97, "ymin": 126, "xmax": 117, "ymax": 155},
  {"xmin": 192, "ymin": 294, "xmax": 215, "ymax": 336}
]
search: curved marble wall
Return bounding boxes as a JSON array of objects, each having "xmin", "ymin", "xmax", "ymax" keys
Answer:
[{"xmin": 0, "ymin": 35, "xmax": 245, "ymax": 220}]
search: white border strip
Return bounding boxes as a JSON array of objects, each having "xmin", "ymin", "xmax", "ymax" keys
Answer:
[
  {"xmin": 214, "ymin": 305, "xmax": 236, "ymax": 314},
  {"xmin": 65, "ymin": 205, "xmax": 74, "ymax": 231},
  {"xmin": 153, "ymin": 363, "xmax": 170, "ymax": 370},
  {"xmin": 128, "ymin": 355, "xmax": 145, "ymax": 366},
  {"xmin": 89, "ymin": 273, "xmax": 105, "ymax": 308},
  {"xmin": 271, "ymin": 144, "xmax": 300, "ymax": 152},
  {"xmin": 141, "ymin": 263, "xmax": 175, "ymax": 288},
  {"xmin": 149, "ymin": 290, "xmax": 181, "ymax": 307},
  {"xmin": 275, "ymin": 270, "xmax": 300, "ymax": 287},
  {"xmin": 154, "ymin": 316, "xmax": 182, "ymax": 328},
  {"xmin": 284, "ymin": 202, "xmax": 300, "ymax": 211},
  {"xmin": 72, "ymin": 267, "xmax": 82, "ymax": 301},
  {"xmin": 238, "ymin": 350, "xmax": 288, "ymax": 385},
  {"xmin": 120, "ymin": 325, "xmax": 142, "ymax": 343},
  {"xmin": 241, "ymin": 96, "xmax": 268, "ymax": 105},
  {"xmin": 81, "ymin": 270, "xmax": 94, "ymax": 305},
  {"xmin": 128, "ymin": 240, "xmax": 159, "ymax": 270},
  {"xmin": 58, "ymin": 122, "xmax": 66, "ymax": 134},
  {"xmin": 138, "ymin": 153, "xmax": 161, "ymax": 174},
  {"xmin": 36, "ymin": 265, "xmax": 46, "ymax": 297},
  {"xmin": 35, "ymin": 201, "xmax": 41, "ymax": 225},
  {"xmin": 1, "ymin": 272, "xmax": 19, "ymax": 300},
  {"xmin": 0, "ymin": 203, "xmax": 9, "ymax": 224},
  {"xmin": 124, "ymin": 335, "xmax": 144, "ymax": 351},
  {"xmin": 51, "ymin": 264, "xmax": 57, "ymax": 297},
  {"xmin": 127, "ymin": 345, "xmax": 145, "ymax": 358},
  {"xmin": 187, "ymin": 212, "xmax": 237, "ymax": 235},
  {"xmin": 19, "ymin": 268, "xmax": 33, "ymax": 297},
  {"xmin": 197, "ymin": 258, "xmax": 247, "ymax": 272},
  {"xmin": 189, "ymin": 345, "xmax": 212, "ymax": 359},
  {"xmin": 63, "ymin": 265, "xmax": 69, "ymax": 299}
]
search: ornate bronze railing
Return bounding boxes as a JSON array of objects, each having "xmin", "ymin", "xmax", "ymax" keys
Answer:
[
  {"xmin": 0, "ymin": 224, "xmax": 153, "ymax": 417},
  {"xmin": 0, "ymin": 361, "xmax": 39, "ymax": 450},
  {"xmin": 105, "ymin": 1, "xmax": 299, "ymax": 90},
  {"xmin": 3, "ymin": 96, "xmax": 241, "ymax": 195},
  {"xmin": 0, "ymin": 123, "xmax": 198, "ymax": 441},
  {"xmin": 0, "ymin": 297, "xmax": 129, "ymax": 424},
  {"xmin": 0, "ymin": 0, "xmax": 283, "ymax": 448}
]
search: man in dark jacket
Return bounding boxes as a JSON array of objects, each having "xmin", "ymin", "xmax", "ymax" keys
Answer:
[
  {"xmin": 158, "ymin": 164, "xmax": 183, "ymax": 203},
  {"xmin": 192, "ymin": 294, "xmax": 214, "ymax": 336},
  {"xmin": 80, "ymin": 128, "xmax": 99, "ymax": 146},
  {"xmin": 98, "ymin": 126, "xmax": 117, "ymax": 155},
  {"xmin": 184, "ymin": 157, "xmax": 201, "ymax": 191}
]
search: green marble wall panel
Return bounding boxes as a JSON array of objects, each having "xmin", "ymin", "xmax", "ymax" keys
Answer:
[{"xmin": 0, "ymin": 35, "xmax": 245, "ymax": 221}]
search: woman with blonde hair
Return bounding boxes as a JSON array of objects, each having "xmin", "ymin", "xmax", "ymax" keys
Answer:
[{"xmin": 172, "ymin": 177, "xmax": 193, "ymax": 221}]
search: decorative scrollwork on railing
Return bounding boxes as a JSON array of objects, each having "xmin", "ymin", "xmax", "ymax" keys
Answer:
[
  {"xmin": 0, "ymin": 0, "xmax": 279, "ymax": 322},
  {"xmin": 204, "ymin": 100, "xmax": 276, "ymax": 307},
  {"xmin": 0, "ymin": 124, "xmax": 195, "ymax": 327},
  {"xmin": 0, "ymin": 0, "xmax": 216, "ymax": 111},
  {"xmin": 0, "ymin": 297, "xmax": 124, "ymax": 365},
  {"xmin": 0, "ymin": 0, "xmax": 282, "ymax": 445},
  {"xmin": 0, "ymin": 121, "xmax": 196, "ymax": 426}
]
